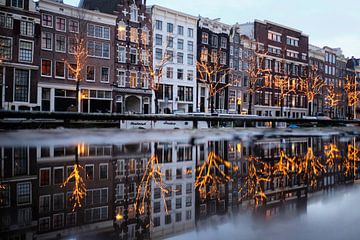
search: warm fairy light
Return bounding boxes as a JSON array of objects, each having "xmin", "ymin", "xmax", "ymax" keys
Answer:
[
  {"xmin": 195, "ymin": 151, "xmax": 233, "ymax": 200},
  {"xmin": 197, "ymin": 52, "xmax": 238, "ymax": 113},
  {"xmin": 238, "ymin": 156, "xmax": 271, "ymax": 206},
  {"xmin": 115, "ymin": 213, "xmax": 124, "ymax": 221},
  {"xmin": 325, "ymin": 85, "xmax": 341, "ymax": 108},
  {"xmin": 135, "ymin": 155, "xmax": 173, "ymax": 215},
  {"xmin": 62, "ymin": 163, "xmax": 87, "ymax": 211},
  {"xmin": 299, "ymin": 65, "xmax": 326, "ymax": 115},
  {"xmin": 324, "ymin": 143, "xmax": 340, "ymax": 169}
]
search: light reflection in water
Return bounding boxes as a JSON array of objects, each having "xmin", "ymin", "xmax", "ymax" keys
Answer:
[{"xmin": 0, "ymin": 136, "xmax": 359, "ymax": 239}]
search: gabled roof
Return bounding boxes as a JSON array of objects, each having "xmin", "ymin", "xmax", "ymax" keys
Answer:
[{"xmin": 79, "ymin": 0, "xmax": 118, "ymax": 14}]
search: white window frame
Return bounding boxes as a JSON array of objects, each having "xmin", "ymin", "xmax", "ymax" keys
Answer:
[
  {"xmin": 86, "ymin": 66, "xmax": 96, "ymax": 82},
  {"xmin": 53, "ymin": 166, "xmax": 64, "ymax": 185},
  {"xmin": 55, "ymin": 34, "xmax": 66, "ymax": 53},
  {"xmin": 55, "ymin": 61, "xmax": 65, "ymax": 79},
  {"xmin": 18, "ymin": 39, "xmax": 33, "ymax": 63},
  {"xmin": 99, "ymin": 163, "xmax": 108, "ymax": 180},
  {"xmin": 41, "ymin": 32, "xmax": 53, "ymax": 51},
  {"xmin": 55, "ymin": 16, "xmax": 66, "ymax": 32},
  {"xmin": 117, "ymin": 69, "xmax": 126, "ymax": 87},
  {"xmin": 101, "ymin": 67, "xmax": 110, "ymax": 83},
  {"xmin": 0, "ymin": 36, "xmax": 13, "ymax": 60},
  {"xmin": 41, "ymin": 14, "xmax": 53, "ymax": 28}
]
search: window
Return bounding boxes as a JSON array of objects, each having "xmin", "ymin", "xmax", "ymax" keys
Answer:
[
  {"xmin": 53, "ymin": 213, "xmax": 64, "ymax": 229},
  {"xmin": 155, "ymin": 20, "xmax": 162, "ymax": 30},
  {"xmin": 17, "ymin": 182, "xmax": 31, "ymax": 205},
  {"xmin": 177, "ymin": 39, "xmax": 184, "ymax": 50},
  {"xmin": 117, "ymin": 70, "xmax": 126, "ymax": 87},
  {"xmin": 202, "ymin": 32, "xmax": 209, "ymax": 44},
  {"xmin": 141, "ymin": 73, "xmax": 148, "ymax": 89},
  {"xmin": 154, "ymin": 201, "xmax": 160, "ymax": 213},
  {"xmin": 212, "ymin": 35, "xmax": 218, "ymax": 47},
  {"xmin": 167, "ymin": 36, "xmax": 173, "ymax": 48},
  {"xmin": 0, "ymin": 184, "xmax": 10, "ymax": 207},
  {"xmin": 20, "ymin": 21, "xmax": 34, "ymax": 36},
  {"xmin": 220, "ymin": 51, "xmax": 226, "ymax": 64},
  {"xmin": 0, "ymin": 37, "xmax": 11, "ymax": 60},
  {"xmin": 14, "ymin": 69, "xmax": 29, "ymax": 102},
  {"xmin": 187, "ymin": 70, "xmax": 194, "ymax": 81},
  {"xmin": 176, "ymin": 198, "xmax": 182, "ymax": 209},
  {"xmin": 178, "ymin": 25, "xmax": 184, "ymax": 35},
  {"xmin": 99, "ymin": 164, "xmax": 108, "ymax": 179},
  {"xmin": 130, "ymin": 4, "xmax": 138, "ymax": 22},
  {"xmin": 130, "ymin": 48, "xmax": 137, "ymax": 64},
  {"xmin": 11, "ymin": 0, "xmax": 23, "ymax": 8},
  {"xmin": 19, "ymin": 40, "xmax": 33, "ymax": 62},
  {"xmin": 87, "ymin": 41, "xmax": 110, "ymax": 58},
  {"xmin": 286, "ymin": 36, "xmax": 299, "ymax": 47},
  {"xmin": 68, "ymin": 37, "xmax": 76, "ymax": 53},
  {"xmin": 153, "ymin": 216, "xmax": 160, "ymax": 227},
  {"xmin": 166, "ymin": 50, "xmax": 173, "ymax": 62},
  {"xmin": 268, "ymin": 31, "xmax": 281, "ymax": 42},
  {"xmin": 53, "ymin": 167, "xmax": 64, "ymax": 185},
  {"xmin": 117, "ymin": 22, "xmax": 126, "ymax": 40},
  {"xmin": 177, "ymin": 52, "xmax": 184, "ymax": 64},
  {"xmin": 221, "ymin": 37, "xmax": 227, "ymax": 48},
  {"xmin": 69, "ymin": 20, "xmax": 79, "ymax": 33},
  {"xmin": 118, "ymin": 46, "xmax": 126, "ymax": 63},
  {"xmin": 176, "ymin": 168, "xmax": 182, "ymax": 179},
  {"xmin": 155, "ymin": 34, "xmax": 162, "ymax": 46},
  {"xmin": 56, "ymin": 17, "xmax": 66, "ymax": 32},
  {"xmin": 86, "ymin": 66, "xmax": 95, "ymax": 82},
  {"xmin": 165, "ymin": 214, "xmax": 171, "ymax": 224},
  {"xmin": 155, "ymin": 48, "xmax": 162, "ymax": 60},
  {"xmin": 42, "ymin": 14, "xmax": 53, "ymax": 28},
  {"xmin": 177, "ymin": 69, "xmax": 183, "ymax": 80},
  {"xmin": 41, "ymin": 59, "xmax": 52, "ymax": 77},
  {"xmin": 188, "ymin": 28, "xmax": 194, "ymax": 38},
  {"xmin": 55, "ymin": 61, "xmax": 65, "ymax": 78},
  {"xmin": 68, "ymin": 63, "xmax": 77, "ymax": 79},
  {"xmin": 87, "ymin": 24, "xmax": 110, "ymax": 40},
  {"xmin": 167, "ymin": 23, "xmax": 173, "ymax": 33},
  {"xmin": 53, "ymin": 193, "xmax": 64, "ymax": 211},
  {"xmin": 101, "ymin": 67, "xmax": 109, "ymax": 83},
  {"xmin": 85, "ymin": 164, "xmax": 94, "ymax": 180},
  {"xmin": 40, "ymin": 168, "xmax": 50, "ymax": 187},
  {"xmin": 130, "ymin": 72, "xmax": 137, "ymax": 88},
  {"xmin": 130, "ymin": 28, "xmax": 138, "ymax": 43},
  {"xmin": 186, "ymin": 183, "xmax": 192, "ymax": 194},
  {"xmin": 66, "ymin": 213, "xmax": 76, "ymax": 226},
  {"xmin": 41, "ymin": 32, "xmax": 52, "ymax": 50},
  {"xmin": 39, "ymin": 195, "xmax": 50, "ymax": 213},
  {"xmin": 116, "ymin": 184, "xmax": 124, "ymax": 200},
  {"xmin": 165, "ymin": 85, "xmax": 173, "ymax": 100},
  {"xmin": 186, "ymin": 210, "xmax": 191, "ymax": 220},
  {"xmin": 39, "ymin": 217, "xmax": 50, "ymax": 232},
  {"xmin": 187, "ymin": 54, "xmax": 193, "ymax": 65},
  {"xmin": 166, "ymin": 67, "xmax": 173, "ymax": 79},
  {"xmin": 0, "ymin": 12, "xmax": 13, "ymax": 29},
  {"xmin": 55, "ymin": 35, "xmax": 66, "ymax": 52},
  {"xmin": 187, "ymin": 41, "xmax": 193, "ymax": 52},
  {"xmin": 200, "ymin": 47, "xmax": 208, "ymax": 62}
]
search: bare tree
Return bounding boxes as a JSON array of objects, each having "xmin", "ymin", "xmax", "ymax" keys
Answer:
[
  {"xmin": 65, "ymin": 9, "xmax": 88, "ymax": 112},
  {"xmin": 298, "ymin": 65, "xmax": 325, "ymax": 116},
  {"xmin": 197, "ymin": 50, "xmax": 236, "ymax": 113},
  {"xmin": 138, "ymin": 31, "xmax": 171, "ymax": 114},
  {"xmin": 325, "ymin": 84, "xmax": 341, "ymax": 118},
  {"xmin": 241, "ymin": 37, "xmax": 270, "ymax": 115},
  {"xmin": 344, "ymin": 75, "xmax": 359, "ymax": 119}
]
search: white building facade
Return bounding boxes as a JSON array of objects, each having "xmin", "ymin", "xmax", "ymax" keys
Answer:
[{"xmin": 148, "ymin": 5, "xmax": 198, "ymax": 114}]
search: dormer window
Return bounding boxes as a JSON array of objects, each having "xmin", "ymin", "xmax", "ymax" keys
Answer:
[{"xmin": 130, "ymin": 4, "xmax": 138, "ymax": 22}]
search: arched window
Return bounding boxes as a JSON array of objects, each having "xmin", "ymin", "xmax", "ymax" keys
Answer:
[{"xmin": 130, "ymin": 4, "xmax": 138, "ymax": 22}]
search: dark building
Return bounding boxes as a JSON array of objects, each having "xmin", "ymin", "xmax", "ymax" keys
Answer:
[
  {"xmin": 38, "ymin": 0, "xmax": 116, "ymax": 113},
  {"xmin": 80, "ymin": 0, "xmax": 153, "ymax": 114},
  {"xmin": 240, "ymin": 20, "xmax": 309, "ymax": 118},
  {"xmin": 0, "ymin": 0, "xmax": 40, "ymax": 111},
  {"xmin": 197, "ymin": 17, "xmax": 230, "ymax": 113}
]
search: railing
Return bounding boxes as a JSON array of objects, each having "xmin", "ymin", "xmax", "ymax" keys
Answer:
[{"xmin": 0, "ymin": 110, "xmax": 359, "ymax": 128}]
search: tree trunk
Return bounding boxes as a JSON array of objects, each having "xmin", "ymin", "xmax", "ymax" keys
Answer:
[
  {"xmin": 76, "ymin": 80, "xmax": 80, "ymax": 113},
  {"xmin": 154, "ymin": 90, "xmax": 159, "ymax": 114},
  {"xmin": 211, "ymin": 95, "xmax": 214, "ymax": 114},
  {"xmin": 248, "ymin": 93, "xmax": 253, "ymax": 115}
]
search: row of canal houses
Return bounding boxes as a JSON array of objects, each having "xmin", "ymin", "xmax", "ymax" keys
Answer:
[
  {"xmin": 1, "ymin": 136, "xmax": 357, "ymax": 239},
  {"xmin": 1, "ymin": 0, "xmax": 360, "ymax": 118}
]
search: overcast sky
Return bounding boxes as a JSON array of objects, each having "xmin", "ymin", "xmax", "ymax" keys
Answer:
[{"xmin": 64, "ymin": 0, "xmax": 360, "ymax": 57}]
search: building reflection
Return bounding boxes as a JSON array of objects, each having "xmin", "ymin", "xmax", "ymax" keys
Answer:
[{"xmin": 0, "ymin": 136, "xmax": 359, "ymax": 239}]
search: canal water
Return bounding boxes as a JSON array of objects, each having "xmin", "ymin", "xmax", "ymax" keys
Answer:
[{"xmin": 0, "ymin": 128, "xmax": 359, "ymax": 240}]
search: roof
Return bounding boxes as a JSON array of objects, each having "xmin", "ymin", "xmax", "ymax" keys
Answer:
[{"xmin": 79, "ymin": 0, "xmax": 118, "ymax": 14}]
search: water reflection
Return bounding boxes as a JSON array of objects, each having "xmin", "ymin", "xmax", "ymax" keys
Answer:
[{"xmin": 0, "ymin": 136, "xmax": 359, "ymax": 239}]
